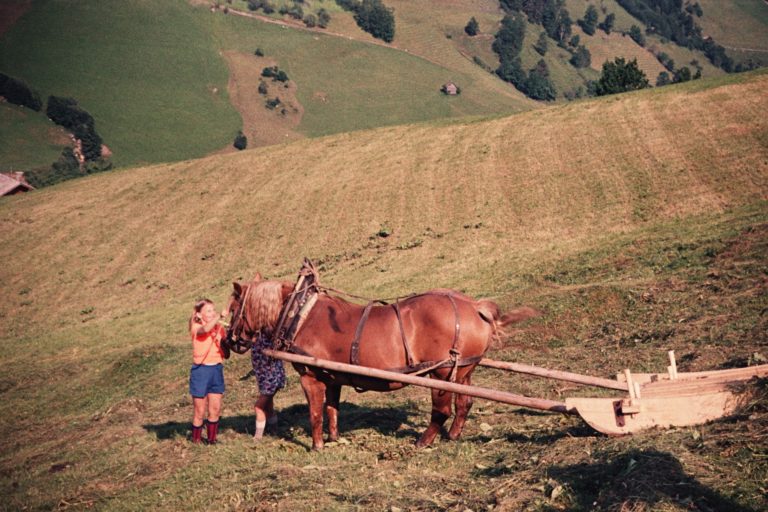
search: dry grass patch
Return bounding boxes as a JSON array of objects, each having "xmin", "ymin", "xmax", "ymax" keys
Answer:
[{"xmin": 222, "ymin": 51, "xmax": 304, "ymax": 151}]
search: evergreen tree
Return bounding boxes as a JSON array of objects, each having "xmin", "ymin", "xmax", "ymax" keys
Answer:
[
  {"xmin": 594, "ymin": 57, "xmax": 650, "ymax": 96},
  {"xmin": 524, "ymin": 59, "xmax": 556, "ymax": 100},
  {"xmin": 599, "ymin": 13, "xmax": 615, "ymax": 34},
  {"xmin": 465, "ymin": 16, "xmax": 479, "ymax": 36},
  {"xmin": 492, "ymin": 13, "xmax": 526, "ymax": 62},
  {"xmin": 673, "ymin": 66, "xmax": 692, "ymax": 83},
  {"xmin": 0, "ymin": 73, "xmax": 42, "ymax": 111},
  {"xmin": 656, "ymin": 71, "xmax": 671, "ymax": 86},
  {"xmin": 629, "ymin": 25, "xmax": 645, "ymax": 47},
  {"xmin": 318, "ymin": 8, "xmax": 331, "ymax": 28},
  {"xmin": 354, "ymin": 0, "xmax": 395, "ymax": 43},
  {"xmin": 534, "ymin": 31, "xmax": 548, "ymax": 55},
  {"xmin": 233, "ymin": 131, "xmax": 248, "ymax": 150},
  {"xmin": 496, "ymin": 57, "xmax": 525, "ymax": 88},
  {"xmin": 579, "ymin": 5, "xmax": 598, "ymax": 36},
  {"xmin": 569, "ymin": 44, "xmax": 591, "ymax": 68}
]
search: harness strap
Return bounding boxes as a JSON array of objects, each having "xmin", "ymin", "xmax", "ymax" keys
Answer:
[
  {"xmin": 350, "ymin": 300, "xmax": 387, "ymax": 365},
  {"xmin": 446, "ymin": 293, "xmax": 462, "ymax": 383},
  {"xmin": 392, "ymin": 299, "xmax": 414, "ymax": 368}
]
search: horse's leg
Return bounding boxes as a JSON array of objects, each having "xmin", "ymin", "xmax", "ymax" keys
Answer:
[
  {"xmin": 324, "ymin": 384, "xmax": 341, "ymax": 442},
  {"xmin": 448, "ymin": 371, "xmax": 474, "ymax": 441},
  {"xmin": 300, "ymin": 373, "xmax": 327, "ymax": 451},
  {"xmin": 416, "ymin": 386, "xmax": 453, "ymax": 448}
]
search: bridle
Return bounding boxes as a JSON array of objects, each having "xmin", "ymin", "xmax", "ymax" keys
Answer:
[{"xmin": 224, "ymin": 282, "xmax": 259, "ymax": 354}]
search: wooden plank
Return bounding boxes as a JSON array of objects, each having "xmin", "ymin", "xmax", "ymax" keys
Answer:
[
  {"xmin": 479, "ymin": 358, "xmax": 629, "ymax": 391},
  {"xmin": 264, "ymin": 349, "xmax": 574, "ymax": 414},
  {"xmin": 617, "ymin": 364, "xmax": 768, "ymax": 384},
  {"xmin": 566, "ymin": 388, "xmax": 752, "ymax": 435}
]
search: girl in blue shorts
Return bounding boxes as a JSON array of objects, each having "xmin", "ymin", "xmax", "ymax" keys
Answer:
[{"xmin": 189, "ymin": 298, "xmax": 228, "ymax": 444}]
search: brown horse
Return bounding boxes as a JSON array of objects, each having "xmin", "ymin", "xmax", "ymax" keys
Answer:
[{"xmin": 226, "ymin": 275, "xmax": 535, "ymax": 450}]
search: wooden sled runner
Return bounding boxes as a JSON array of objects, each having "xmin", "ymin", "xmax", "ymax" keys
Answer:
[{"xmin": 265, "ymin": 348, "xmax": 767, "ymax": 436}]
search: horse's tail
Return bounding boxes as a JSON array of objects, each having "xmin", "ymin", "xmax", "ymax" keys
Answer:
[{"xmin": 476, "ymin": 301, "xmax": 541, "ymax": 346}]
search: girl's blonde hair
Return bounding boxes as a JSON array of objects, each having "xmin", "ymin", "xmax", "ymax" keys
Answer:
[{"xmin": 251, "ymin": 282, "xmax": 283, "ymax": 333}]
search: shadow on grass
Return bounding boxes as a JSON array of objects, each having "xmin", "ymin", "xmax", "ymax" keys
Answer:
[
  {"xmin": 143, "ymin": 401, "xmax": 419, "ymax": 442},
  {"xmin": 545, "ymin": 449, "xmax": 758, "ymax": 512}
]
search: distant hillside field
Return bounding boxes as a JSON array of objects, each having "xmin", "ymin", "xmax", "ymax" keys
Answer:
[
  {"xmin": 698, "ymin": 0, "xmax": 768, "ymax": 65},
  {"xmin": 1, "ymin": 71, "xmax": 767, "ymax": 510},
  {"xmin": 0, "ymin": 0, "xmax": 241, "ymax": 168},
  {"xmin": 0, "ymin": 102, "xmax": 68, "ymax": 171},
  {"xmin": 0, "ymin": 0, "xmax": 532, "ymax": 170}
]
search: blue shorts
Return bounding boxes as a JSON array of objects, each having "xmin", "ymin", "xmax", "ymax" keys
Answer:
[{"xmin": 189, "ymin": 363, "xmax": 225, "ymax": 398}]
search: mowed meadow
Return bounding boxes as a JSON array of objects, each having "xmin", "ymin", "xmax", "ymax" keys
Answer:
[{"xmin": 1, "ymin": 71, "xmax": 767, "ymax": 510}]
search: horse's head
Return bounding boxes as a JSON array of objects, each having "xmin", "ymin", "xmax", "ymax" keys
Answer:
[{"xmin": 223, "ymin": 275, "xmax": 287, "ymax": 354}]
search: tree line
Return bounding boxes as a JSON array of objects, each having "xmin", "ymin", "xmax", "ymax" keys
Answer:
[
  {"xmin": 1, "ymin": 72, "xmax": 111, "ymax": 188},
  {"xmin": 336, "ymin": 0, "xmax": 395, "ymax": 43}
]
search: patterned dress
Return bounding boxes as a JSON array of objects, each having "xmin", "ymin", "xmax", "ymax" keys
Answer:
[{"xmin": 251, "ymin": 332, "xmax": 286, "ymax": 395}]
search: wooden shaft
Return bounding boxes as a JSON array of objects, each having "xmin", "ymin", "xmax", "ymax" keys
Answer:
[
  {"xmin": 479, "ymin": 358, "xmax": 629, "ymax": 392},
  {"xmin": 264, "ymin": 349, "xmax": 574, "ymax": 414}
]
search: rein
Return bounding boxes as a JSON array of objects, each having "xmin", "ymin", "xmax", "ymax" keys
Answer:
[{"xmin": 227, "ymin": 281, "xmax": 258, "ymax": 354}]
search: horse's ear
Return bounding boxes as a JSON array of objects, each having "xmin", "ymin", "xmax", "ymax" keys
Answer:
[
  {"xmin": 233, "ymin": 281, "xmax": 243, "ymax": 296},
  {"xmin": 253, "ymin": 272, "xmax": 263, "ymax": 282}
]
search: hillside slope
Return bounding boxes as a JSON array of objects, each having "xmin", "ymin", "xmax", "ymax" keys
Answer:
[
  {"xmin": 1, "ymin": 70, "xmax": 767, "ymax": 511},
  {"xmin": 2, "ymin": 71, "xmax": 766, "ymax": 333}
]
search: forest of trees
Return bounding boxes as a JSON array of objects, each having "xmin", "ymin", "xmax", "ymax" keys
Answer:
[
  {"xmin": 615, "ymin": 0, "xmax": 733, "ymax": 71},
  {"xmin": 46, "ymin": 96, "xmax": 103, "ymax": 162},
  {"xmin": 0, "ymin": 73, "xmax": 42, "ymax": 112},
  {"xmin": 336, "ymin": 0, "xmax": 395, "ymax": 42}
]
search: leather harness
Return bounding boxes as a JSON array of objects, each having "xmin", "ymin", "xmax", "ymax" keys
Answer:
[{"xmin": 267, "ymin": 259, "xmax": 479, "ymax": 381}]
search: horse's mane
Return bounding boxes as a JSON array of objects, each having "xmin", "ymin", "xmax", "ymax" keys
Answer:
[{"xmin": 248, "ymin": 280, "xmax": 284, "ymax": 332}]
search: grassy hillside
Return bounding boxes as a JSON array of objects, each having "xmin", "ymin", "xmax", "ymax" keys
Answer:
[
  {"xmin": 698, "ymin": 0, "xmax": 768, "ymax": 65},
  {"xmin": 0, "ymin": 0, "xmax": 532, "ymax": 171},
  {"xmin": 0, "ymin": 0, "xmax": 241, "ymax": 168},
  {"xmin": 0, "ymin": 102, "xmax": 68, "ymax": 171},
  {"xmin": 1, "ymin": 71, "xmax": 767, "ymax": 510}
]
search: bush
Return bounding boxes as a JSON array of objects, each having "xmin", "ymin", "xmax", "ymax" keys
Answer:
[
  {"xmin": 628, "ymin": 25, "xmax": 645, "ymax": 47},
  {"xmin": 599, "ymin": 13, "xmax": 615, "ymax": 34},
  {"xmin": 578, "ymin": 5, "xmax": 598, "ymax": 36},
  {"xmin": 304, "ymin": 14, "xmax": 316, "ymax": 27},
  {"xmin": 657, "ymin": 52, "xmax": 675, "ymax": 71},
  {"xmin": 317, "ymin": 8, "xmax": 331, "ymax": 28},
  {"xmin": 656, "ymin": 71, "xmax": 671, "ymax": 86},
  {"xmin": 254, "ymin": 47, "xmax": 264, "ymax": 57},
  {"xmin": 523, "ymin": 59, "xmax": 556, "ymax": 100},
  {"xmin": 569, "ymin": 45, "xmax": 591, "ymax": 68},
  {"xmin": 594, "ymin": 57, "xmax": 650, "ymax": 96},
  {"xmin": 233, "ymin": 131, "xmax": 247, "ymax": 150},
  {"xmin": 673, "ymin": 66, "xmax": 692, "ymax": 83},
  {"xmin": 353, "ymin": 0, "xmax": 395, "ymax": 43},
  {"xmin": 262, "ymin": 66, "xmax": 289, "ymax": 82},
  {"xmin": 465, "ymin": 16, "xmax": 479, "ymax": 36},
  {"xmin": 258, "ymin": 81, "xmax": 268, "ymax": 95},
  {"xmin": 0, "ymin": 73, "xmax": 42, "ymax": 111},
  {"xmin": 534, "ymin": 31, "xmax": 548, "ymax": 55}
]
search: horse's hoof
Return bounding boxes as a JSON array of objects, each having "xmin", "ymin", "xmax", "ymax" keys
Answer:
[{"xmin": 311, "ymin": 443, "xmax": 324, "ymax": 451}]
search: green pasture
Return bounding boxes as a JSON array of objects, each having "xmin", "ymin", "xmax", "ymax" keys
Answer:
[
  {"xmin": 0, "ymin": 102, "xmax": 66, "ymax": 171},
  {"xmin": 210, "ymin": 12, "xmax": 528, "ymax": 138},
  {"xmin": 0, "ymin": 0, "xmax": 531, "ymax": 171},
  {"xmin": 0, "ymin": 0, "xmax": 240, "ymax": 168}
]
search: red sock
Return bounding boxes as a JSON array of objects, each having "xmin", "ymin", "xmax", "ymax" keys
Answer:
[
  {"xmin": 206, "ymin": 420, "xmax": 219, "ymax": 444},
  {"xmin": 191, "ymin": 424, "xmax": 203, "ymax": 444}
]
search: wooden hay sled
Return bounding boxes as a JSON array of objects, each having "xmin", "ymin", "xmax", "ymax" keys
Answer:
[{"xmin": 265, "ymin": 348, "xmax": 767, "ymax": 436}]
